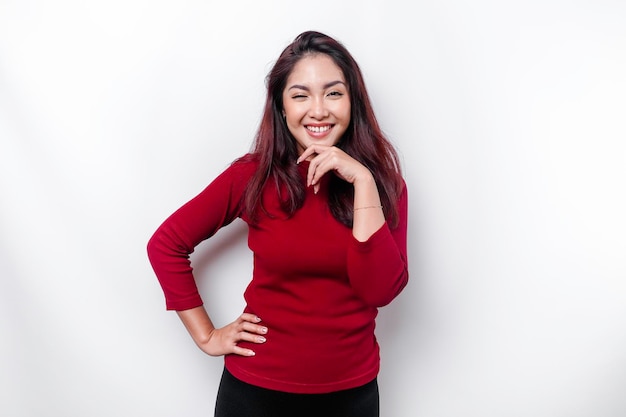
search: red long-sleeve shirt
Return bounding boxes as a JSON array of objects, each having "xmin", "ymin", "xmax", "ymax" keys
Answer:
[{"xmin": 147, "ymin": 155, "xmax": 409, "ymax": 393}]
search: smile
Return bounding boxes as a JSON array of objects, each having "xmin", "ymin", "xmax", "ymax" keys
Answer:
[{"xmin": 306, "ymin": 125, "xmax": 332, "ymax": 133}]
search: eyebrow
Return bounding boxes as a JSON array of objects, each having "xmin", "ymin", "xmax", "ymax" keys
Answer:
[{"xmin": 287, "ymin": 80, "xmax": 347, "ymax": 91}]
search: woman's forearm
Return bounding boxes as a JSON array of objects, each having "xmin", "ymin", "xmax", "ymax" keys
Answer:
[
  {"xmin": 352, "ymin": 174, "xmax": 385, "ymax": 242},
  {"xmin": 177, "ymin": 306, "xmax": 216, "ymax": 347}
]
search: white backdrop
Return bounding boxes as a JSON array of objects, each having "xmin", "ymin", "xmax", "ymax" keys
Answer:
[{"xmin": 1, "ymin": 1, "xmax": 625, "ymax": 416}]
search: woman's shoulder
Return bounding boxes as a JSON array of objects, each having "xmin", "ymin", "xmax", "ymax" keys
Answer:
[
  {"xmin": 232, "ymin": 152, "xmax": 260, "ymax": 168},
  {"xmin": 223, "ymin": 153, "xmax": 260, "ymax": 179},
  {"xmin": 200, "ymin": 154, "xmax": 259, "ymax": 206}
]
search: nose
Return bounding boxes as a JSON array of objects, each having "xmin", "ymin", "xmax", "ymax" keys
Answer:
[{"xmin": 308, "ymin": 97, "xmax": 329, "ymax": 119}]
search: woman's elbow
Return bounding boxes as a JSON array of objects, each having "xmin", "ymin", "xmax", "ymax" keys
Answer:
[{"xmin": 354, "ymin": 269, "xmax": 409, "ymax": 308}]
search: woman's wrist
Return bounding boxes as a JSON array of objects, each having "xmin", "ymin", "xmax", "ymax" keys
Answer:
[{"xmin": 352, "ymin": 169, "xmax": 376, "ymax": 188}]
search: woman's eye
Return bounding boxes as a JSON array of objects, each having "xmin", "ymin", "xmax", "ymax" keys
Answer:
[
  {"xmin": 292, "ymin": 94, "xmax": 307, "ymax": 99},
  {"xmin": 328, "ymin": 91, "xmax": 344, "ymax": 97}
]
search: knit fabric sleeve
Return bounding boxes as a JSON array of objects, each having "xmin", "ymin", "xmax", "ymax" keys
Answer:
[
  {"xmin": 346, "ymin": 180, "xmax": 409, "ymax": 307},
  {"xmin": 146, "ymin": 158, "xmax": 256, "ymax": 310}
]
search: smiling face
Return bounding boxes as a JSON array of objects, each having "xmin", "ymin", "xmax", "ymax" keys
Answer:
[{"xmin": 282, "ymin": 54, "xmax": 351, "ymax": 158}]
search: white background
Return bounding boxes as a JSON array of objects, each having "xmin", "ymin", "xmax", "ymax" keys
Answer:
[{"xmin": 1, "ymin": 1, "xmax": 625, "ymax": 416}]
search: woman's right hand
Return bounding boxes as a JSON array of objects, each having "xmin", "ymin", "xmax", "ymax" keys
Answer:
[
  {"xmin": 177, "ymin": 307, "xmax": 268, "ymax": 357},
  {"xmin": 203, "ymin": 313, "xmax": 268, "ymax": 357}
]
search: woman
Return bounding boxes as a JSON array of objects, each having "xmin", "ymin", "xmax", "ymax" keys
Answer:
[{"xmin": 147, "ymin": 30, "xmax": 408, "ymax": 417}]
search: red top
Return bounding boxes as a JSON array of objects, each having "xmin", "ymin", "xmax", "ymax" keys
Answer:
[{"xmin": 147, "ymin": 155, "xmax": 409, "ymax": 393}]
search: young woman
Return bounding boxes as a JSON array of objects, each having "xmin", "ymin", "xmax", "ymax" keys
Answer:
[{"xmin": 147, "ymin": 30, "xmax": 408, "ymax": 417}]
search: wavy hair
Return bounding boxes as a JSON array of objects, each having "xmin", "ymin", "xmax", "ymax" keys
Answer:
[{"xmin": 241, "ymin": 30, "xmax": 403, "ymax": 228}]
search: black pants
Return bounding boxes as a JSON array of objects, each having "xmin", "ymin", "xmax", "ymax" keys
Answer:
[{"xmin": 214, "ymin": 368, "xmax": 380, "ymax": 417}]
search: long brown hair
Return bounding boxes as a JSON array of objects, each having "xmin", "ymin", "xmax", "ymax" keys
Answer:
[{"xmin": 241, "ymin": 31, "xmax": 403, "ymax": 228}]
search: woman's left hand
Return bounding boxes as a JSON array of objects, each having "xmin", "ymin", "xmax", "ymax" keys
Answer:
[{"xmin": 297, "ymin": 145, "xmax": 373, "ymax": 194}]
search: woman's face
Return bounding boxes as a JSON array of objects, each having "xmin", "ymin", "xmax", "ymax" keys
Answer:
[{"xmin": 282, "ymin": 54, "xmax": 351, "ymax": 158}]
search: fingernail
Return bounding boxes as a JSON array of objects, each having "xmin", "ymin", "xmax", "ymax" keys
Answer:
[
  {"xmin": 255, "ymin": 316, "xmax": 262, "ymax": 322},
  {"xmin": 257, "ymin": 336, "xmax": 266, "ymax": 343},
  {"xmin": 248, "ymin": 350, "xmax": 256, "ymax": 356},
  {"xmin": 261, "ymin": 327, "xmax": 268, "ymax": 333}
]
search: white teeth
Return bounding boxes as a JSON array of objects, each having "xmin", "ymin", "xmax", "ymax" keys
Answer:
[{"xmin": 307, "ymin": 125, "xmax": 331, "ymax": 133}]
